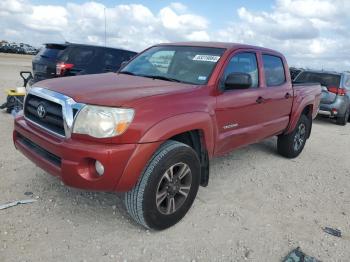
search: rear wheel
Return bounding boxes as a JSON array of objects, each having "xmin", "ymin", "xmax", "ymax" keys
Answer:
[
  {"xmin": 277, "ymin": 114, "xmax": 310, "ymax": 158},
  {"xmin": 337, "ymin": 108, "xmax": 349, "ymax": 126},
  {"xmin": 124, "ymin": 140, "xmax": 200, "ymax": 230}
]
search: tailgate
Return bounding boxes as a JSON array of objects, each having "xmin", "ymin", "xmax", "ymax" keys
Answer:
[
  {"xmin": 321, "ymin": 85, "xmax": 337, "ymax": 104},
  {"xmin": 32, "ymin": 44, "xmax": 67, "ymax": 81}
]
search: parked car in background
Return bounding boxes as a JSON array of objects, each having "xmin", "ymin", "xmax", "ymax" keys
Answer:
[
  {"xmin": 21, "ymin": 44, "xmax": 38, "ymax": 55},
  {"xmin": 290, "ymin": 67, "xmax": 303, "ymax": 81},
  {"xmin": 31, "ymin": 43, "xmax": 137, "ymax": 85},
  {"xmin": 0, "ymin": 43, "xmax": 38, "ymax": 54},
  {"xmin": 0, "ymin": 44, "xmax": 15, "ymax": 53},
  {"xmin": 294, "ymin": 70, "xmax": 350, "ymax": 125},
  {"xmin": 14, "ymin": 42, "xmax": 321, "ymax": 230}
]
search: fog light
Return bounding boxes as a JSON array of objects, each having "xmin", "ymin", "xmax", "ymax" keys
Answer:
[{"xmin": 95, "ymin": 160, "xmax": 104, "ymax": 176}]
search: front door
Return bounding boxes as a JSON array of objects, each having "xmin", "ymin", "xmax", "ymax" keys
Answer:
[{"xmin": 214, "ymin": 51, "xmax": 268, "ymax": 155}]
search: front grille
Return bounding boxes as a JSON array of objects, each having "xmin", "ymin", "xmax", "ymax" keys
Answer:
[
  {"xmin": 17, "ymin": 132, "xmax": 62, "ymax": 167},
  {"xmin": 24, "ymin": 94, "xmax": 65, "ymax": 136}
]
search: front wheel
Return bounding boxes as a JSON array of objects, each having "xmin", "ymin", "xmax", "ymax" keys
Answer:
[
  {"xmin": 277, "ymin": 114, "xmax": 310, "ymax": 158},
  {"xmin": 124, "ymin": 140, "xmax": 200, "ymax": 230}
]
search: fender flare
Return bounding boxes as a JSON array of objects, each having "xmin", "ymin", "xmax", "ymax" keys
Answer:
[
  {"xmin": 285, "ymin": 97, "xmax": 315, "ymax": 134},
  {"xmin": 139, "ymin": 112, "xmax": 215, "ymax": 155},
  {"xmin": 115, "ymin": 112, "xmax": 215, "ymax": 191}
]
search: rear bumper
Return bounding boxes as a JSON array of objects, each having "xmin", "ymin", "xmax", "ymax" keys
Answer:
[
  {"xmin": 318, "ymin": 110, "xmax": 333, "ymax": 116},
  {"xmin": 318, "ymin": 96, "xmax": 349, "ymax": 118},
  {"xmin": 13, "ymin": 117, "xmax": 161, "ymax": 192}
]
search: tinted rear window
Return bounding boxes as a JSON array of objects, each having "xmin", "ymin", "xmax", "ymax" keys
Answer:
[
  {"xmin": 37, "ymin": 45, "xmax": 66, "ymax": 59},
  {"xmin": 296, "ymin": 72, "xmax": 341, "ymax": 87}
]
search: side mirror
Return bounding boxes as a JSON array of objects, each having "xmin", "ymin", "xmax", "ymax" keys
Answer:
[{"xmin": 224, "ymin": 73, "xmax": 252, "ymax": 90}]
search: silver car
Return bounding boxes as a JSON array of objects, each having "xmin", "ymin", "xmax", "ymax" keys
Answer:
[{"xmin": 295, "ymin": 70, "xmax": 350, "ymax": 125}]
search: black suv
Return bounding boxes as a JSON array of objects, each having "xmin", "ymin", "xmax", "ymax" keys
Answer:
[{"xmin": 31, "ymin": 43, "xmax": 137, "ymax": 84}]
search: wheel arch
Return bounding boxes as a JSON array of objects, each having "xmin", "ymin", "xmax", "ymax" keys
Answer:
[
  {"xmin": 169, "ymin": 130, "xmax": 210, "ymax": 187},
  {"xmin": 286, "ymin": 101, "xmax": 314, "ymax": 136},
  {"xmin": 115, "ymin": 112, "xmax": 214, "ymax": 191}
]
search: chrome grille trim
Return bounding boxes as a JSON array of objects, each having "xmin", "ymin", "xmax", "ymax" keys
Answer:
[{"xmin": 24, "ymin": 87, "xmax": 85, "ymax": 139}]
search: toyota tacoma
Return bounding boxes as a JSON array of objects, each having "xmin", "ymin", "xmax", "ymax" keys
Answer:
[{"xmin": 13, "ymin": 42, "xmax": 321, "ymax": 230}]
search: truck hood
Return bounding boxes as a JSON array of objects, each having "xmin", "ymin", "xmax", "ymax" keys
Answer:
[{"xmin": 35, "ymin": 73, "xmax": 197, "ymax": 107}]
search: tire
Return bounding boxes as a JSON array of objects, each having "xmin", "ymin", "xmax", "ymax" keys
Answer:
[
  {"xmin": 336, "ymin": 108, "xmax": 349, "ymax": 126},
  {"xmin": 277, "ymin": 114, "xmax": 310, "ymax": 158},
  {"xmin": 124, "ymin": 140, "xmax": 201, "ymax": 230},
  {"xmin": 6, "ymin": 107, "xmax": 13, "ymax": 114}
]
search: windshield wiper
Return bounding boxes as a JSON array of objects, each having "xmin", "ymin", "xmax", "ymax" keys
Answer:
[
  {"xmin": 143, "ymin": 75, "xmax": 182, "ymax": 83},
  {"xmin": 119, "ymin": 71, "xmax": 136, "ymax": 76},
  {"xmin": 119, "ymin": 72, "xmax": 183, "ymax": 83}
]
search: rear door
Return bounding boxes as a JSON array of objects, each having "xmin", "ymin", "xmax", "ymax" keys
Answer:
[
  {"xmin": 32, "ymin": 44, "xmax": 67, "ymax": 81},
  {"xmin": 295, "ymin": 72, "xmax": 341, "ymax": 104},
  {"xmin": 259, "ymin": 54, "xmax": 293, "ymax": 135}
]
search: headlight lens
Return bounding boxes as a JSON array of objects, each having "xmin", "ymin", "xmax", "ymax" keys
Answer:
[{"xmin": 73, "ymin": 105, "xmax": 134, "ymax": 138}]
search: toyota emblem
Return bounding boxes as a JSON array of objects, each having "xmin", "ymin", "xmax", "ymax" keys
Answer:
[{"xmin": 37, "ymin": 104, "xmax": 46, "ymax": 118}]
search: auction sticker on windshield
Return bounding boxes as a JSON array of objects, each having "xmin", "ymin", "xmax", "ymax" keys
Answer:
[{"xmin": 193, "ymin": 55, "xmax": 221, "ymax": 62}]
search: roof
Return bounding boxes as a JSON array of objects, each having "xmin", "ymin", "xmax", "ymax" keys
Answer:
[
  {"xmin": 43, "ymin": 42, "xmax": 137, "ymax": 53},
  {"xmin": 156, "ymin": 41, "xmax": 280, "ymax": 54},
  {"xmin": 300, "ymin": 69, "xmax": 344, "ymax": 75}
]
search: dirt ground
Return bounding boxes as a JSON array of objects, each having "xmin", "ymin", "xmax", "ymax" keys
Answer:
[{"xmin": 0, "ymin": 53, "xmax": 349, "ymax": 262}]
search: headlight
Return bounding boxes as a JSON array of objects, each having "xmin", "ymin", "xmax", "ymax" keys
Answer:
[{"xmin": 73, "ymin": 105, "xmax": 134, "ymax": 138}]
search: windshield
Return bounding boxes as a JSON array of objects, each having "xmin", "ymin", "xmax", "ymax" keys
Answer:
[{"xmin": 120, "ymin": 46, "xmax": 225, "ymax": 85}]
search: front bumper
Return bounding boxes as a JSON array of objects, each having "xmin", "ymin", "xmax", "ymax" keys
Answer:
[{"xmin": 13, "ymin": 116, "xmax": 159, "ymax": 192}]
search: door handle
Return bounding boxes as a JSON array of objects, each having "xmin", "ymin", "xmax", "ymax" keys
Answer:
[
  {"xmin": 256, "ymin": 96, "xmax": 265, "ymax": 104},
  {"xmin": 285, "ymin": 93, "xmax": 291, "ymax": 99}
]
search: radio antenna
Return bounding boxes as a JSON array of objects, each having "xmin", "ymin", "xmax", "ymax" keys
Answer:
[{"xmin": 104, "ymin": 7, "xmax": 107, "ymax": 46}]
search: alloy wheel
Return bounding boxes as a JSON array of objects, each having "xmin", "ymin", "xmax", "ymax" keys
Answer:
[
  {"xmin": 155, "ymin": 162, "xmax": 192, "ymax": 215},
  {"xmin": 293, "ymin": 123, "xmax": 306, "ymax": 151}
]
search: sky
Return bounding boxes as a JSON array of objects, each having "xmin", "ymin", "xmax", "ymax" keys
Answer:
[{"xmin": 1, "ymin": 0, "xmax": 350, "ymax": 70}]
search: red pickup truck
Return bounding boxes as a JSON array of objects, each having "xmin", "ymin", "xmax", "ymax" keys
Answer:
[{"xmin": 14, "ymin": 42, "xmax": 321, "ymax": 230}]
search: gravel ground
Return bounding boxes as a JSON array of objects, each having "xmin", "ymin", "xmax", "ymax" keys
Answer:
[{"xmin": 0, "ymin": 53, "xmax": 349, "ymax": 262}]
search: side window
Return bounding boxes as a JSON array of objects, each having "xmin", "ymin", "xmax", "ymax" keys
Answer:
[
  {"xmin": 262, "ymin": 55, "xmax": 286, "ymax": 86},
  {"xmin": 62, "ymin": 47, "xmax": 95, "ymax": 65},
  {"xmin": 101, "ymin": 50, "xmax": 136, "ymax": 71},
  {"xmin": 344, "ymin": 75, "xmax": 350, "ymax": 89},
  {"xmin": 124, "ymin": 51, "xmax": 137, "ymax": 61},
  {"xmin": 223, "ymin": 52, "xmax": 259, "ymax": 88},
  {"xmin": 103, "ymin": 50, "xmax": 123, "ymax": 70},
  {"xmin": 76, "ymin": 49, "xmax": 94, "ymax": 64}
]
